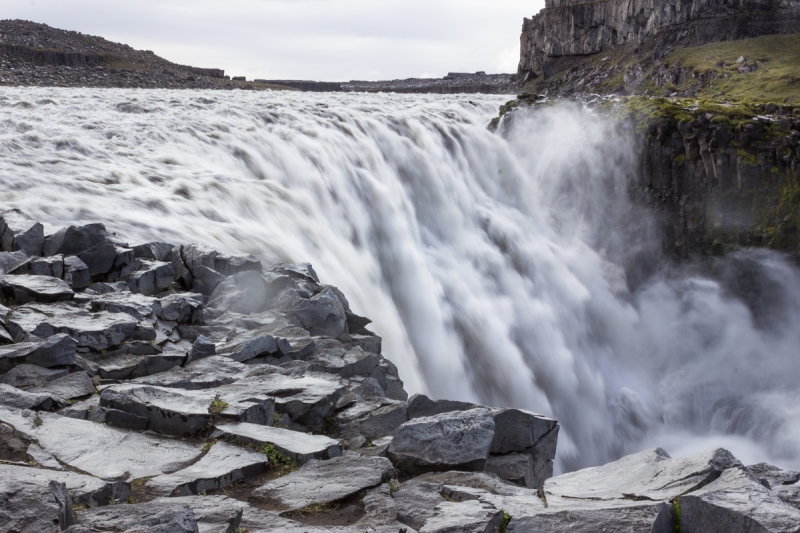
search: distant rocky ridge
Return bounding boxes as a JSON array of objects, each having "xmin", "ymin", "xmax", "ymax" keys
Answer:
[
  {"xmin": 1, "ymin": 209, "xmax": 799, "ymax": 532},
  {"xmin": 519, "ymin": 0, "xmax": 800, "ymax": 82},
  {"xmin": 259, "ymin": 72, "xmax": 519, "ymax": 94}
]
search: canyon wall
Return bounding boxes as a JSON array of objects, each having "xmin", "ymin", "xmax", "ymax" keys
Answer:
[{"xmin": 519, "ymin": 0, "xmax": 800, "ymax": 78}]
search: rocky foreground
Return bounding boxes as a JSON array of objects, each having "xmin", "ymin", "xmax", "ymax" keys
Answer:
[{"xmin": 0, "ymin": 209, "xmax": 799, "ymax": 532}]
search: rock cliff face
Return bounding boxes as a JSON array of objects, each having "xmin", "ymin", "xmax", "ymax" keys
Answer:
[{"xmin": 520, "ymin": 0, "xmax": 800, "ymax": 78}]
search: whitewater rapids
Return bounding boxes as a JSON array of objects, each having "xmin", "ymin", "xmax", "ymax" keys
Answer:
[{"xmin": 1, "ymin": 87, "xmax": 799, "ymax": 474}]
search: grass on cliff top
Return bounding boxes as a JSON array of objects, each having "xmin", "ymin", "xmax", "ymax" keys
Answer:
[{"xmin": 662, "ymin": 33, "xmax": 800, "ymax": 103}]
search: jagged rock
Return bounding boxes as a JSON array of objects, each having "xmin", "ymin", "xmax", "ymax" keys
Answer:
[
  {"xmin": 284, "ymin": 286, "xmax": 348, "ymax": 337},
  {"xmin": 133, "ymin": 355, "xmax": 247, "ymax": 390},
  {"xmin": 191, "ymin": 264, "xmax": 227, "ymax": 296},
  {"xmin": 679, "ymin": 467, "xmax": 800, "ymax": 532},
  {"xmin": 63, "ymin": 256, "xmax": 90, "ymax": 290},
  {"xmin": 394, "ymin": 480, "xmax": 447, "ymax": 531},
  {"xmin": 357, "ymin": 435, "xmax": 394, "ymax": 458},
  {"xmin": 31, "ymin": 413, "xmax": 203, "ymax": 479},
  {"xmin": 212, "ymin": 421, "xmax": 343, "ymax": 463},
  {"xmin": 1, "ymin": 209, "xmax": 44, "ymax": 256},
  {"xmin": 490, "ymin": 408, "xmax": 558, "ymax": 454},
  {"xmin": 8, "ymin": 255, "xmax": 64, "ymax": 278},
  {"xmin": 407, "ymin": 394, "xmax": 476, "ymax": 420},
  {"xmin": 0, "ymin": 363, "xmax": 68, "ymax": 388},
  {"xmin": 73, "ymin": 500, "xmax": 200, "ymax": 533},
  {"xmin": 0, "ymin": 333, "xmax": 77, "ymax": 372},
  {"xmin": 419, "ymin": 501, "xmax": 504, "ymax": 533},
  {"xmin": 133, "ymin": 242, "xmax": 174, "ymax": 262},
  {"xmin": 127, "ymin": 260, "xmax": 175, "ymax": 295},
  {"xmin": 389, "ymin": 408, "xmax": 496, "ymax": 475},
  {"xmin": 154, "ymin": 292, "xmax": 204, "ymax": 323},
  {"xmin": 89, "ymin": 291, "xmax": 158, "ymax": 321},
  {"xmin": 213, "ymin": 251, "xmax": 262, "ymax": 277},
  {"xmin": 0, "ymin": 464, "xmax": 129, "ymax": 533},
  {"xmin": 0, "ymin": 274, "xmax": 74, "ymax": 303},
  {"xmin": 75, "ymin": 240, "xmax": 117, "ymax": 277},
  {"xmin": 776, "ymin": 486, "xmax": 800, "ymax": 511},
  {"xmin": 358, "ymin": 483, "xmax": 398, "ymax": 527},
  {"xmin": 43, "ymin": 223, "xmax": 108, "ymax": 256},
  {"xmin": 218, "ymin": 333, "xmax": 282, "ymax": 362},
  {"xmin": 253, "ymin": 454, "xmax": 393, "ymax": 511},
  {"xmin": 35, "ymin": 371, "xmax": 95, "ymax": 400},
  {"xmin": 146, "ymin": 441, "xmax": 267, "ymax": 496},
  {"xmin": 509, "ymin": 502, "xmax": 675, "ymax": 533},
  {"xmin": 336, "ymin": 400, "xmax": 408, "ymax": 442},
  {"xmin": 188, "ymin": 336, "xmax": 215, "ymax": 363},
  {"xmin": 8, "ymin": 304, "xmax": 137, "ymax": 351},
  {"xmin": 747, "ymin": 463, "xmax": 800, "ymax": 487},
  {"xmin": 51, "ymin": 480, "xmax": 78, "ymax": 530},
  {"xmin": 94, "ymin": 351, "xmax": 187, "ymax": 380},
  {"xmin": 153, "ymin": 496, "xmax": 246, "ymax": 533},
  {"xmin": 59, "ymin": 395, "xmax": 102, "ymax": 421},
  {"xmin": 485, "ymin": 453, "xmax": 535, "ymax": 488},
  {"xmin": 0, "ymin": 250, "xmax": 29, "ymax": 274},
  {"xmin": 0, "ymin": 383, "xmax": 64, "ymax": 410},
  {"xmin": 307, "ymin": 338, "xmax": 381, "ymax": 378}
]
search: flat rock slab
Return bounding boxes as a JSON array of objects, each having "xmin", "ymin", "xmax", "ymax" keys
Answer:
[
  {"xmin": 31, "ymin": 413, "xmax": 203, "ymax": 480},
  {"xmin": 212, "ymin": 421, "xmax": 342, "ymax": 463},
  {"xmin": 0, "ymin": 333, "xmax": 76, "ymax": 373},
  {"xmin": 8, "ymin": 255, "xmax": 64, "ymax": 278},
  {"xmin": 0, "ymin": 383, "xmax": 64, "ymax": 411},
  {"xmin": 253, "ymin": 454, "xmax": 393, "ymax": 511},
  {"xmin": 74, "ymin": 500, "xmax": 200, "ymax": 533},
  {"xmin": 133, "ymin": 355, "xmax": 248, "ymax": 390},
  {"xmin": 0, "ymin": 464, "xmax": 130, "ymax": 533},
  {"xmin": 747, "ymin": 463, "xmax": 800, "ymax": 487},
  {"xmin": 8, "ymin": 303, "xmax": 137, "ymax": 351},
  {"xmin": 146, "ymin": 441, "xmax": 267, "ymax": 496},
  {"xmin": 389, "ymin": 408, "xmax": 495, "ymax": 475},
  {"xmin": 35, "ymin": 371, "xmax": 96, "ymax": 400},
  {"xmin": 0, "ymin": 363, "xmax": 68, "ymax": 388},
  {"xmin": 508, "ymin": 502, "xmax": 675, "ymax": 533},
  {"xmin": 419, "ymin": 501, "xmax": 504, "ymax": 533},
  {"xmin": 89, "ymin": 291, "xmax": 159, "ymax": 321},
  {"xmin": 680, "ymin": 467, "xmax": 800, "ymax": 533},
  {"xmin": 0, "ymin": 274, "xmax": 74, "ymax": 303}
]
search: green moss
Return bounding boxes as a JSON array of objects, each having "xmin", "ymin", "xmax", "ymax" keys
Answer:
[
  {"xmin": 262, "ymin": 444, "xmax": 298, "ymax": 473},
  {"xmin": 737, "ymin": 150, "xmax": 759, "ymax": 166},
  {"xmin": 673, "ymin": 154, "xmax": 686, "ymax": 164},
  {"xmin": 673, "ymin": 498, "xmax": 682, "ymax": 532},
  {"xmin": 208, "ymin": 395, "xmax": 228, "ymax": 416},
  {"xmin": 495, "ymin": 510, "xmax": 512, "ymax": 533}
]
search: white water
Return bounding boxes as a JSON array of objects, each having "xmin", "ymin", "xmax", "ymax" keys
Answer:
[{"xmin": 2, "ymin": 87, "xmax": 799, "ymax": 473}]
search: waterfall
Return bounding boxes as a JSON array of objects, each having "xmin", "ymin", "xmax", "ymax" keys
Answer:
[{"xmin": 2, "ymin": 87, "xmax": 799, "ymax": 473}]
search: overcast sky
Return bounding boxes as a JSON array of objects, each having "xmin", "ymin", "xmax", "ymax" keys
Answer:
[{"xmin": 6, "ymin": 0, "xmax": 546, "ymax": 81}]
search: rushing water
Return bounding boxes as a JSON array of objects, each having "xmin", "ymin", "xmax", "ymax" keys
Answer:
[{"xmin": 1, "ymin": 87, "xmax": 799, "ymax": 473}]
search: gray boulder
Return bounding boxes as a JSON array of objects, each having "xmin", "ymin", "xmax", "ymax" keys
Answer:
[
  {"xmin": 73, "ymin": 501, "xmax": 199, "ymax": 533},
  {"xmin": 253, "ymin": 454, "xmax": 393, "ymax": 511},
  {"xmin": 680, "ymin": 467, "xmax": 800, "ymax": 533},
  {"xmin": 132, "ymin": 356, "xmax": 248, "ymax": 391},
  {"xmin": 0, "ymin": 363, "xmax": 68, "ymax": 388},
  {"xmin": 50, "ymin": 480, "xmax": 78, "ymax": 530},
  {"xmin": 127, "ymin": 260, "xmax": 175, "ymax": 295},
  {"xmin": 490, "ymin": 408, "xmax": 558, "ymax": 455},
  {"xmin": 485, "ymin": 453, "xmax": 535, "ymax": 488},
  {"xmin": 99, "ymin": 385, "xmax": 213, "ymax": 435},
  {"xmin": 146, "ymin": 441, "xmax": 267, "ymax": 496},
  {"xmin": 89, "ymin": 291, "xmax": 159, "ymax": 321},
  {"xmin": 75, "ymin": 240, "xmax": 117, "ymax": 277},
  {"xmin": 747, "ymin": 463, "xmax": 800, "ymax": 488},
  {"xmin": 407, "ymin": 393, "xmax": 476, "ymax": 420},
  {"xmin": 419, "ymin": 501, "xmax": 504, "ymax": 533},
  {"xmin": 43, "ymin": 223, "xmax": 108, "ymax": 256},
  {"xmin": 1, "ymin": 209, "xmax": 44, "ymax": 256},
  {"xmin": 0, "ymin": 383, "xmax": 64, "ymax": 411},
  {"xmin": 0, "ymin": 250, "xmax": 29, "ymax": 274},
  {"xmin": 212, "ymin": 421, "xmax": 343, "ymax": 463},
  {"xmin": 191, "ymin": 264, "xmax": 226, "ymax": 296},
  {"xmin": 389, "ymin": 408, "xmax": 496, "ymax": 475},
  {"xmin": 63, "ymin": 256, "xmax": 90, "ymax": 290},
  {"xmin": 0, "ymin": 274, "xmax": 74, "ymax": 303},
  {"xmin": 0, "ymin": 334, "xmax": 76, "ymax": 373},
  {"xmin": 188, "ymin": 336, "xmax": 215, "ymax": 363},
  {"xmin": 133, "ymin": 242, "xmax": 174, "ymax": 262},
  {"xmin": 776, "ymin": 486, "xmax": 800, "ymax": 511},
  {"xmin": 154, "ymin": 292, "xmax": 204, "ymax": 324},
  {"xmin": 35, "ymin": 371, "xmax": 96, "ymax": 400},
  {"xmin": 285, "ymin": 286, "xmax": 348, "ymax": 337},
  {"xmin": 8, "ymin": 255, "xmax": 64, "ymax": 278},
  {"xmin": 8, "ymin": 304, "xmax": 137, "ymax": 351},
  {"xmin": 0, "ymin": 464, "xmax": 129, "ymax": 533},
  {"xmin": 336, "ymin": 400, "xmax": 409, "ymax": 442}
]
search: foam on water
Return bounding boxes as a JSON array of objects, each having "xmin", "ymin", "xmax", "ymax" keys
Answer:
[{"xmin": 1, "ymin": 87, "xmax": 799, "ymax": 473}]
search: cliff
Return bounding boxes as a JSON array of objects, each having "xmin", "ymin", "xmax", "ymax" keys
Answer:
[{"xmin": 520, "ymin": 0, "xmax": 800, "ymax": 81}]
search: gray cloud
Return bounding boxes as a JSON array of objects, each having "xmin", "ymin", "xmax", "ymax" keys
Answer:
[{"xmin": 5, "ymin": 0, "xmax": 545, "ymax": 80}]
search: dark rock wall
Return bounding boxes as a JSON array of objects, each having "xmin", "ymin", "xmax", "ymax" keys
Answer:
[{"xmin": 519, "ymin": 0, "xmax": 800, "ymax": 77}]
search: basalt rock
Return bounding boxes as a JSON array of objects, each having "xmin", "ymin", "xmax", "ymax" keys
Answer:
[
  {"xmin": 0, "ymin": 274, "xmax": 74, "ymax": 304},
  {"xmin": 0, "ymin": 209, "xmax": 44, "ymax": 256}
]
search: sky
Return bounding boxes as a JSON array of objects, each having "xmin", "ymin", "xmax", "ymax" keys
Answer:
[{"xmin": 5, "ymin": 0, "xmax": 546, "ymax": 81}]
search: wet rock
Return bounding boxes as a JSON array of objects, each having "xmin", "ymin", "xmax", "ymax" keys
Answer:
[
  {"xmin": 214, "ymin": 252, "xmax": 262, "ymax": 277},
  {"xmin": 206, "ymin": 270, "xmax": 274, "ymax": 315},
  {"xmin": 336, "ymin": 400, "xmax": 408, "ymax": 442},
  {"xmin": 212, "ymin": 421, "xmax": 343, "ymax": 463},
  {"xmin": 0, "ymin": 383, "xmax": 64, "ymax": 410},
  {"xmin": 43, "ymin": 223, "xmax": 108, "ymax": 256},
  {"xmin": 75, "ymin": 240, "xmax": 117, "ymax": 277},
  {"xmin": 407, "ymin": 393, "xmax": 475, "ymax": 420},
  {"xmin": 146, "ymin": 441, "xmax": 267, "ymax": 496},
  {"xmin": 35, "ymin": 371, "xmax": 95, "ymax": 400},
  {"xmin": 253, "ymin": 454, "xmax": 393, "ymax": 511},
  {"xmin": 31, "ymin": 413, "xmax": 203, "ymax": 479},
  {"xmin": 218, "ymin": 333, "xmax": 281, "ymax": 362},
  {"xmin": 0, "ymin": 333, "xmax": 77, "ymax": 372},
  {"xmin": 679, "ymin": 467, "xmax": 800, "ymax": 532},
  {"xmin": 485, "ymin": 453, "xmax": 535, "ymax": 488},
  {"xmin": 99, "ymin": 384, "xmax": 213, "ymax": 435},
  {"xmin": 89, "ymin": 291, "xmax": 158, "ymax": 321},
  {"xmin": 389, "ymin": 408, "xmax": 496, "ymax": 475},
  {"xmin": 154, "ymin": 292, "xmax": 204, "ymax": 323},
  {"xmin": 0, "ymin": 464, "xmax": 129, "ymax": 533},
  {"xmin": 307, "ymin": 338, "xmax": 381, "ymax": 378},
  {"xmin": 394, "ymin": 480, "xmax": 447, "ymax": 530},
  {"xmin": 285, "ymin": 286, "xmax": 348, "ymax": 337},
  {"xmin": 73, "ymin": 500, "xmax": 199, "ymax": 533},
  {"xmin": 127, "ymin": 260, "xmax": 175, "ymax": 295},
  {"xmin": 0, "ymin": 274, "xmax": 74, "ymax": 303},
  {"xmin": 0, "ymin": 250, "xmax": 28, "ymax": 275},
  {"xmin": 419, "ymin": 500, "xmax": 504, "ymax": 533},
  {"xmin": 95, "ymin": 351, "xmax": 186, "ymax": 380},
  {"xmin": 133, "ymin": 355, "xmax": 247, "ymax": 390},
  {"xmin": 133, "ymin": 241, "xmax": 174, "ymax": 262},
  {"xmin": 51, "ymin": 480, "xmax": 78, "ymax": 530},
  {"xmin": 1, "ymin": 209, "xmax": 44, "ymax": 256},
  {"xmin": 188, "ymin": 336, "xmax": 215, "ymax": 363},
  {"xmin": 191, "ymin": 265, "xmax": 227, "ymax": 296},
  {"xmin": 8, "ymin": 304, "xmax": 137, "ymax": 351},
  {"xmin": 63, "ymin": 256, "xmax": 90, "ymax": 290},
  {"xmin": 747, "ymin": 463, "xmax": 800, "ymax": 487},
  {"xmin": 8, "ymin": 255, "xmax": 64, "ymax": 278},
  {"xmin": 509, "ymin": 502, "xmax": 675, "ymax": 533}
]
